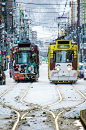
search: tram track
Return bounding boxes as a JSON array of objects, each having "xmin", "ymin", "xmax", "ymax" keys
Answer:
[
  {"xmin": 11, "ymin": 82, "xmax": 35, "ymax": 130},
  {"xmin": 16, "ymin": 83, "xmax": 64, "ymax": 130},
  {"xmin": 0, "ymin": 81, "xmax": 85, "ymax": 130},
  {"xmin": 42, "ymin": 86, "xmax": 63, "ymax": 130},
  {"xmin": 55, "ymin": 83, "xmax": 86, "ymax": 130},
  {"xmin": 72, "ymin": 84, "xmax": 86, "ymax": 109},
  {"xmin": 12, "ymin": 82, "xmax": 37, "ymax": 130},
  {"xmin": 0, "ymin": 82, "xmax": 37, "ymax": 130},
  {"xmin": 0, "ymin": 85, "xmax": 17, "ymax": 98},
  {"xmin": 0, "ymin": 83, "xmax": 20, "ymax": 130},
  {"xmin": 0, "ymin": 82, "xmax": 29, "ymax": 130}
]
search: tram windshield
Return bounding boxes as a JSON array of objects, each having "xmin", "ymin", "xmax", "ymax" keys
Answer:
[
  {"xmin": 15, "ymin": 52, "xmax": 30, "ymax": 64},
  {"xmin": 53, "ymin": 50, "xmax": 74, "ymax": 63},
  {"xmin": 15, "ymin": 52, "xmax": 36, "ymax": 64}
]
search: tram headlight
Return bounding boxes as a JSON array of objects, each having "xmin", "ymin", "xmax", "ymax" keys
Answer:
[
  {"xmin": 18, "ymin": 67, "xmax": 21, "ymax": 71},
  {"xmin": 56, "ymin": 67, "xmax": 60, "ymax": 72},
  {"xmin": 67, "ymin": 67, "xmax": 72, "ymax": 72}
]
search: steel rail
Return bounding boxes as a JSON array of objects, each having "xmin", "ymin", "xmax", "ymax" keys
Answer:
[
  {"xmin": 0, "ymin": 84, "xmax": 17, "ymax": 98},
  {"xmin": 18, "ymin": 83, "xmax": 63, "ymax": 130},
  {"xmin": 55, "ymin": 84, "xmax": 86, "ymax": 130},
  {"xmin": 0, "ymin": 83, "xmax": 21, "ymax": 130}
]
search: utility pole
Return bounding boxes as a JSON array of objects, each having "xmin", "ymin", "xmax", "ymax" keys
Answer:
[
  {"xmin": 81, "ymin": 0, "xmax": 86, "ymax": 62},
  {"xmin": 77, "ymin": 0, "xmax": 80, "ymax": 60},
  {"xmin": 58, "ymin": 23, "xmax": 59, "ymax": 38},
  {"xmin": 0, "ymin": 2, "xmax": 2, "ymax": 66}
]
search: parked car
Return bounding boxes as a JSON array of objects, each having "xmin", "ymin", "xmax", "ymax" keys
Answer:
[
  {"xmin": 83, "ymin": 63, "xmax": 86, "ymax": 80},
  {"xmin": 79, "ymin": 63, "xmax": 84, "ymax": 78},
  {"xmin": 0, "ymin": 66, "xmax": 6, "ymax": 85}
]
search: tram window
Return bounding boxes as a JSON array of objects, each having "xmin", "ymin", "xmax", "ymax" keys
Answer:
[
  {"xmin": 53, "ymin": 52, "xmax": 56, "ymax": 62},
  {"xmin": 66, "ymin": 51, "xmax": 74, "ymax": 62},
  {"xmin": 15, "ymin": 52, "xmax": 28, "ymax": 64},
  {"xmin": 22, "ymin": 53, "xmax": 27, "ymax": 63},
  {"xmin": 55, "ymin": 50, "xmax": 74, "ymax": 63},
  {"xmin": 15, "ymin": 53, "xmax": 22, "ymax": 64},
  {"xmin": 56, "ymin": 51, "xmax": 66, "ymax": 63}
]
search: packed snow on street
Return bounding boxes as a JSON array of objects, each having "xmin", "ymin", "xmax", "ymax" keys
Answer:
[{"xmin": 0, "ymin": 64, "xmax": 86, "ymax": 130}]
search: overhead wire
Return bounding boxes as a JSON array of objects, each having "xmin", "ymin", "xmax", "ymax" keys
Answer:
[
  {"xmin": 26, "ymin": 11, "xmax": 62, "ymax": 13},
  {"xmin": 8, "ymin": 1, "xmax": 79, "ymax": 5},
  {"xmin": 7, "ymin": 0, "xmax": 73, "ymax": 37}
]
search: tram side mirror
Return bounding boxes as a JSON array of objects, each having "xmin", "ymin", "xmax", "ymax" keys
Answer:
[
  {"xmin": 53, "ymin": 51, "xmax": 56, "ymax": 62},
  {"xmin": 72, "ymin": 54, "xmax": 74, "ymax": 62},
  {"xmin": 71, "ymin": 51, "xmax": 74, "ymax": 62}
]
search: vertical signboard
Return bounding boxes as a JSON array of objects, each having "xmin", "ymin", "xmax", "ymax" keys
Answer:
[
  {"xmin": 77, "ymin": 0, "xmax": 80, "ymax": 26},
  {"xmin": 82, "ymin": 0, "xmax": 85, "ymax": 24},
  {"xmin": 71, "ymin": 1, "xmax": 73, "ymax": 25}
]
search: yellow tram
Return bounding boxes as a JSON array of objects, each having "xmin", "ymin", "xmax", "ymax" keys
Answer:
[{"xmin": 47, "ymin": 40, "xmax": 79, "ymax": 83}]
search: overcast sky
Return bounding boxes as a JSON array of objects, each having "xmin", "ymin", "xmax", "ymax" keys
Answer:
[{"xmin": 16, "ymin": 0, "xmax": 76, "ymax": 40}]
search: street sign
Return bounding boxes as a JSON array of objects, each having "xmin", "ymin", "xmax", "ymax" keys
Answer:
[
  {"xmin": 3, "ymin": 47, "xmax": 7, "ymax": 55},
  {"xmin": 6, "ymin": 37, "xmax": 12, "ymax": 42},
  {"xmin": 3, "ymin": 47, "xmax": 7, "ymax": 51},
  {"xmin": 3, "ymin": 51, "xmax": 7, "ymax": 55}
]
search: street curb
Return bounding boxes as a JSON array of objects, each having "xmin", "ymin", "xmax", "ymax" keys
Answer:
[{"xmin": 80, "ymin": 109, "xmax": 86, "ymax": 129}]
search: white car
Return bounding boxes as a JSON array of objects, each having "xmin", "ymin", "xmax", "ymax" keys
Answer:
[
  {"xmin": 79, "ymin": 63, "xmax": 84, "ymax": 78},
  {"xmin": 83, "ymin": 63, "xmax": 86, "ymax": 80}
]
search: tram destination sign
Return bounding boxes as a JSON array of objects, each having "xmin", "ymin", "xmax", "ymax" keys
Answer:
[
  {"xmin": 58, "ymin": 45, "xmax": 69, "ymax": 49},
  {"xmin": 19, "ymin": 47, "xmax": 30, "ymax": 51},
  {"xmin": 18, "ymin": 43, "xmax": 31, "ymax": 51}
]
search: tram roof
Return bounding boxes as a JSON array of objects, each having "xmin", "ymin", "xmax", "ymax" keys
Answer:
[
  {"xmin": 49, "ymin": 42, "xmax": 56, "ymax": 45},
  {"xmin": 71, "ymin": 42, "xmax": 77, "ymax": 45}
]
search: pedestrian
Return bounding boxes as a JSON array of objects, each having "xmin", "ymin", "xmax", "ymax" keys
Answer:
[{"xmin": 9, "ymin": 70, "xmax": 12, "ymax": 78}]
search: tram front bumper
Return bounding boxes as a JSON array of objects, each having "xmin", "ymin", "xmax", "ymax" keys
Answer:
[
  {"xmin": 24, "ymin": 74, "xmax": 36, "ymax": 80},
  {"xmin": 14, "ymin": 73, "xmax": 24, "ymax": 80},
  {"xmin": 50, "ymin": 72, "xmax": 77, "ymax": 82},
  {"xmin": 14, "ymin": 73, "xmax": 36, "ymax": 80}
]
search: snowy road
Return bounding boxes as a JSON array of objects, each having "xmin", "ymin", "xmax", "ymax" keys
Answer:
[{"xmin": 0, "ymin": 64, "xmax": 86, "ymax": 130}]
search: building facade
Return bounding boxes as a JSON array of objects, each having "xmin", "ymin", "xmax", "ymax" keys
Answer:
[{"xmin": 32, "ymin": 31, "xmax": 37, "ymax": 44}]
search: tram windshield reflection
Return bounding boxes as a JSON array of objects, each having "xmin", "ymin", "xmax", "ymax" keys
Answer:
[{"xmin": 55, "ymin": 50, "xmax": 74, "ymax": 63}]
